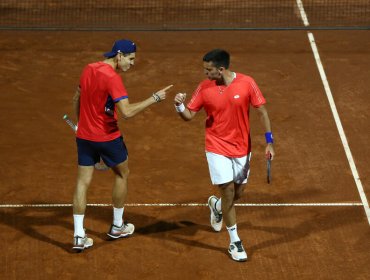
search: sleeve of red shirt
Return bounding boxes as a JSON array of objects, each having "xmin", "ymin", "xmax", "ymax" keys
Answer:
[
  {"xmin": 187, "ymin": 83, "xmax": 204, "ymax": 112},
  {"xmin": 108, "ymin": 74, "xmax": 129, "ymax": 103},
  {"xmin": 249, "ymin": 78, "xmax": 266, "ymax": 108}
]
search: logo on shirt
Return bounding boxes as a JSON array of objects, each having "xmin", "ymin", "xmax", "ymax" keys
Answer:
[
  {"xmin": 234, "ymin": 95, "xmax": 240, "ymax": 99},
  {"xmin": 105, "ymin": 96, "xmax": 114, "ymax": 116}
]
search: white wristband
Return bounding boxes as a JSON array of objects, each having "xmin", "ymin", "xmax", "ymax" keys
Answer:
[{"xmin": 175, "ymin": 103, "xmax": 185, "ymax": 113}]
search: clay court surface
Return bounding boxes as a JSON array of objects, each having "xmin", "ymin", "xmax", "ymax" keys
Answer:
[{"xmin": 0, "ymin": 30, "xmax": 369, "ymax": 279}]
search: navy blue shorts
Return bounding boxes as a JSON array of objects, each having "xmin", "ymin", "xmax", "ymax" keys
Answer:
[{"xmin": 76, "ymin": 136, "xmax": 128, "ymax": 167}]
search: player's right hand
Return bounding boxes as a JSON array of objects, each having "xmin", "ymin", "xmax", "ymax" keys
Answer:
[{"xmin": 174, "ymin": 93, "xmax": 186, "ymax": 105}]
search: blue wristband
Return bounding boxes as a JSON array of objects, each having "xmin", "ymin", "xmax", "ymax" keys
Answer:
[{"xmin": 265, "ymin": 132, "xmax": 274, "ymax": 144}]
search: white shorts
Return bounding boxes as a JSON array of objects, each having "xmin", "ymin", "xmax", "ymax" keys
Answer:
[{"xmin": 205, "ymin": 152, "xmax": 251, "ymax": 185}]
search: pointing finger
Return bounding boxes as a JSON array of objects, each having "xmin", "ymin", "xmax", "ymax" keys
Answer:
[{"xmin": 161, "ymin": 85, "xmax": 174, "ymax": 91}]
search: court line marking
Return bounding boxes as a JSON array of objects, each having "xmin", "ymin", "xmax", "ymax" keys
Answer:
[
  {"xmin": 296, "ymin": 1, "xmax": 370, "ymax": 225},
  {"xmin": 295, "ymin": 0, "xmax": 309, "ymax": 27},
  {"xmin": 0, "ymin": 203, "xmax": 363, "ymax": 208}
]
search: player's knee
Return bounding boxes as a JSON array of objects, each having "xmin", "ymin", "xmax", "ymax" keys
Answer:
[
  {"xmin": 112, "ymin": 161, "xmax": 130, "ymax": 178},
  {"xmin": 76, "ymin": 177, "xmax": 92, "ymax": 189},
  {"xmin": 118, "ymin": 166, "xmax": 130, "ymax": 179},
  {"xmin": 123, "ymin": 167, "xmax": 130, "ymax": 177}
]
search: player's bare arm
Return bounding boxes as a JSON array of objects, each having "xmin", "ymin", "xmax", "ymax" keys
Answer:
[
  {"xmin": 73, "ymin": 86, "xmax": 81, "ymax": 121},
  {"xmin": 116, "ymin": 85, "xmax": 173, "ymax": 119},
  {"xmin": 256, "ymin": 105, "xmax": 275, "ymax": 160},
  {"xmin": 174, "ymin": 93, "xmax": 197, "ymax": 121}
]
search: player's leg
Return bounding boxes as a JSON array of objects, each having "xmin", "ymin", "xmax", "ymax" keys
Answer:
[
  {"xmin": 218, "ymin": 182, "xmax": 236, "ymax": 227},
  {"xmin": 108, "ymin": 159, "xmax": 134, "ymax": 238},
  {"xmin": 99, "ymin": 137, "xmax": 134, "ymax": 239},
  {"xmin": 206, "ymin": 152, "xmax": 233, "ymax": 232},
  {"xmin": 205, "ymin": 152, "xmax": 247, "ymax": 261},
  {"xmin": 111, "ymin": 160, "xmax": 129, "ymax": 208},
  {"xmin": 73, "ymin": 166, "xmax": 94, "ymax": 249},
  {"xmin": 218, "ymin": 182, "xmax": 247, "ymax": 262},
  {"xmin": 73, "ymin": 138, "xmax": 99, "ymax": 251},
  {"xmin": 111, "ymin": 159, "xmax": 129, "ymax": 221},
  {"xmin": 224, "ymin": 153, "xmax": 252, "ymax": 261},
  {"xmin": 73, "ymin": 166, "xmax": 94, "ymax": 215}
]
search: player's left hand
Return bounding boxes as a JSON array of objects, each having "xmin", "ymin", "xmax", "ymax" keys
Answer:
[{"xmin": 265, "ymin": 144, "xmax": 275, "ymax": 160}]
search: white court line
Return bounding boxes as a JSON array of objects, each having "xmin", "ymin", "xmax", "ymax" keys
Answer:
[
  {"xmin": 296, "ymin": 1, "xmax": 370, "ymax": 225},
  {"xmin": 0, "ymin": 202, "xmax": 364, "ymax": 208},
  {"xmin": 295, "ymin": 0, "xmax": 310, "ymax": 26}
]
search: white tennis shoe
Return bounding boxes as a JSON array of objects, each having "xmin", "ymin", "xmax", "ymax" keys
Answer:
[
  {"xmin": 107, "ymin": 222, "xmax": 135, "ymax": 239},
  {"xmin": 73, "ymin": 234, "xmax": 93, "ymax": 251},
  {"xmin": 228, "ymin": 240, "xmax": 248, "ymax": 262},
  {"xmin": 208, "ymin": 195, "xmax": 223, "ymax": 232}
]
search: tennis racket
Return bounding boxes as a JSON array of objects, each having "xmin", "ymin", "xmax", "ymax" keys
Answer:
[
  {"xmin": 63, "ymin": 114, "xmax": 109, "ymax": 171},
  {"xmin": 63, "ymin": 114, "xmax": 77, "ymax": 132},
  {"xmin": 266, "ymin": 151, "xmax": 272, "ymax": 184}
]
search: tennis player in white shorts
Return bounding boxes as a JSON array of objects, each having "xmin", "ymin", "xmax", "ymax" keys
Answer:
[{"xmin": 173, "ymin": 49, "xmax": 275, "ymax": 262}]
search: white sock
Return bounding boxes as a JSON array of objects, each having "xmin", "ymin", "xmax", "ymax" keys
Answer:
[
  {"xmin": 215, "ymin": 198, "xmax": 222, "ymax": 213},
  {"xmin": 227, "ymin": 224, "xmax": 240, "ymax": 243},
  {"xmin": 73, "ymin": 214, "xmax": 85, "ymax": 237},
  {"xmin": 113, "ymin": 207, "xmax": 124, "ymax": 227}
]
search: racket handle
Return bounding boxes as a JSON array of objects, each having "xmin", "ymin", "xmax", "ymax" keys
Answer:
[
  {"xmin": 63, "ymin": 114, "xmax": 77, "ymax": 132},
  {"xmin": 266, "ymin": 151, "xmax": 272, "ymax": 160}
]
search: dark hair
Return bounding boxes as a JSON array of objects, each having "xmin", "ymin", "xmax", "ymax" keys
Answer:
[{"xmin": 203, "ymin": 49, "xmax": 230, "ymax": 69}]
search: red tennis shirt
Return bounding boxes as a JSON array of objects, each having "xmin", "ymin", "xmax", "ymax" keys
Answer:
[
  {"xmin": 76, "ymin": 62, "xmax": 128, "ymax": 142},
  {"xmin": 187, "ymin": 73, "xmax": 266, "ymax": 157}
]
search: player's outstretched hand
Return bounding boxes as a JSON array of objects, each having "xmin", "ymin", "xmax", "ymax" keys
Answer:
[
  {"xmin": 174, "ymin": 93, "xmax": 187, "ymax": 105},
  {"xmin": 153, "ymin": 85, "xmax": 173, "ymax": 102}
]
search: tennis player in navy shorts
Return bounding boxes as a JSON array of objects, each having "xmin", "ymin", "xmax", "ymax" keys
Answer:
[{"xmin": 72, "ymin": 39, "xmax": 173, "ymax": 251}]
